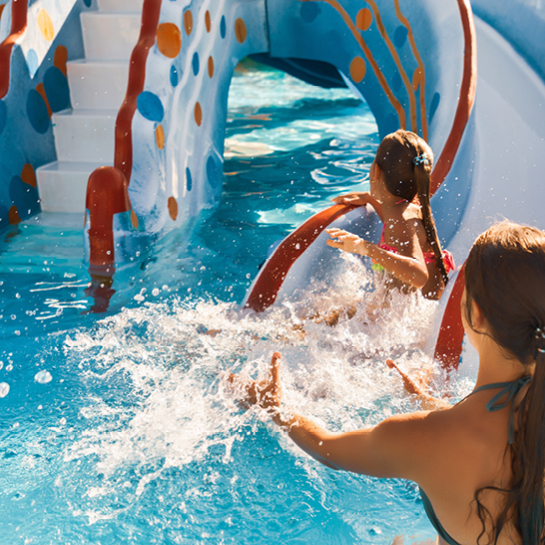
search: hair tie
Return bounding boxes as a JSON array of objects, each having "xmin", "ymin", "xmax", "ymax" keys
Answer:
[{"xmin": 413, "ymin": 154, "xmax": 430, "ymax": 167}]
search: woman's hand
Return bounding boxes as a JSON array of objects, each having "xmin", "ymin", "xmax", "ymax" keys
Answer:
[
  {"xmin": 325, "ymin": 228, "xmax": 372, "ymax": 257},
  {"xmin": 331, "ymin": 191, "xmax": 373, "ymax": 206},
  {"xmin": 386, "ymin": 359, "xmax": 451, "ymax": 411},
  {"xmin": 228, "ymin": 352, "xmax": 282, "ymax": 413}
]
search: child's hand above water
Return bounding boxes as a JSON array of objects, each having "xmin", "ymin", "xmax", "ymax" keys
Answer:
[
  {"xmin": 331, "ymin": 191, "xmax": 373, "ymax": 206},
  {"xmin": 326, "ymin": 228, "xmax": 372, "ymax": 257},
  {"xmin": 228, "ymin": 352, "xmax": 283, "ymax": 414}
]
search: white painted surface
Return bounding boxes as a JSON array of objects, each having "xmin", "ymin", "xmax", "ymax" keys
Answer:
[
  {"xmin": 97, "ymin": 0, "xmax": 144, "ymax": 12},
  {"xmin": 52, "ymin": 109, "xmax": 116, "ymax": 163},
  {"xmin": 67, "ymin": 60, "xmax": 129, "ymax": 110},
  {"xmin": 37, "ymin": 1, "xmax": 141, "ymax": 213},
  {"xmin": 81, "ymin": 12, "xmax": 140, "ymax": 61},
  {"xmin": 37, "ymin": 161, "xmax": 111, "ymax": 213}
]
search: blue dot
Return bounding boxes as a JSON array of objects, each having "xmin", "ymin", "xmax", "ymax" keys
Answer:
[
  {"xmin": 220, "ymin": 16, "xmax": 226, "ymax": 39},
  {"xmin": 394, "ymin": 26, "xmax": 408, "ymax": 48},
  {"xmin": 382, "ymin": 112, "xmax": 399, "ymax": 135},
  {"xmin": 192, "ymin": 52, "xmax": 199, "ymax": 76},
  {"xmin": 170, "ymin": 65, "xmax": 179, "ymax": 87},
  {"xmin": 186, "ymin": 167, "xmax": 192, "ymax": 192},
  {"xmin": 27, "ymin": 49, "xmax": 39, "ymax": 77},
  {"xmin": 0, "ymin": 204, "xmax": 9, "ymax": 227},
  {"xmin": 391, "ymin": 72, "xmax": 402, "ymax": 92},
  {"xmin": 83, "ymin": 0, "xmax": 91, "ymax": 6},
  {"xmin": 206, "ymin": 156, "xmax": 219, "ymax": 186},
  {"xmin": 137, "ymin": 91, "xmax": 164, "ymax": 122},
  {"xmin": 429, "ymin": 92, "xmax": 441, "ymax": 123},
  {"xmin": 301, "ymin": 3, "xmax": 320, "ymax": 23},
  {"xmin": 26, "ymin": 89, "xmax": 50, "ymax": 134},
  {"xmin": 9, "ymin": 176, "xmax": 26, "ymax": 206},
  {"xmin": 0, "ymin": 100, "xmax": 7, "ymax": 135},
  {"xmin": 44, "ymin": 66, "xmax": 70, "ymax": 112}
]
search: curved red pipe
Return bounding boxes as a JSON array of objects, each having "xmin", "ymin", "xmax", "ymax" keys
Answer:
[
  {"xmin": 0, "ymin": 0, "xmax": 29, "ymax": 99},
  {"xmin": 244, "ymin": 204, "xmax": 357, "ymax": 312},
  {"xmin": 430, "ymin": 0, "xmax": 477, "ymax": 195},
  {"xmin": 433, "ymin": 264, "xmax": 465, "ymax": 372}
]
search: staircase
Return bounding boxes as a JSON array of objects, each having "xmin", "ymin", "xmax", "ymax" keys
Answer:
[{"xmin": 36, "ymin": 0, "xmax": 143, "ymax": 213}]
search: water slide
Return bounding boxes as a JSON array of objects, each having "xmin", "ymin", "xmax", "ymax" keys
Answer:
[{"xmin": 1, "ymin": 0, "xmax": 544, "ymax": 365}]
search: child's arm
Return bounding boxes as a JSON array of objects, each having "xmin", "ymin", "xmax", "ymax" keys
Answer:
[
  {"xmin": 331, "ymin": 192, "xmax": 384, "ymax": 221},
  {"xmin": 325, "ymin": 228, "xmax": 429, "ymax": 289}
]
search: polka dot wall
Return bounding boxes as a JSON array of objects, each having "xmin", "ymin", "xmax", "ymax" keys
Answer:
[
  {"xmin": 128, "ymin": 0, "xmax": 268, "ymax": 234},
  {"xmin": 0, "ymin": 0, "xmax": 87, "ymax": 228}
]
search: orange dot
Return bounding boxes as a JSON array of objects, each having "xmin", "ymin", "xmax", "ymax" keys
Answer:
[
  {"xmin": 235, "ymin": 18, "xmax": 247, "ymax": 43},
  {"xmin": 184, "ymin": 10, "xmax": 193, "ymax": 35},
  {"xmin": 53, "ymin": 45, "xmax": 68, "ymax": 76},
  {"xmin": 157, "ymin": 23, "xmax": 181, "ymax": 58},
  {"xmin": 9, "ymin": 205, "xmax": 21, "ymax": 225},
  {"xmin": 36, "ymin": 83, "xmax": 52, "ymax": 117},
  {"xmin": 412, "ymin": 67, "xmax": 423, "ymax": 91},
  {"xmin": 168, "ymin": 197, "xmax": 178, "ymax": 220},
  {"xmin": 155, "ymin": 124, "xmax": 165, "ymax": 149},
  {"xmin": 21, "ymin": 164, "xmax": 37, "ymax": 187},
  {"xmin": 205, "ymin": 10, "xmax": 211, "ymax": 32},
  {"xmin": 356, "ymin": 8, "xmax": 372, "ymax": 31},
  {"xmin": 194, "ymin": 102, "xmax": 202, "ymax": 126},
  {"xmin": 130, "ymin": 209, "xmax": 139, "ymax": 229},
  {"xmin": 350, "ymin": 57, "xmax": 366, "ymax": 83},
  {"xmin": 208, "ymin": 56, "xmax": 214, "ymax": 78},
  {"xmin": 37, "ymin": 8, "xmax": 54, "ymax": 41}
]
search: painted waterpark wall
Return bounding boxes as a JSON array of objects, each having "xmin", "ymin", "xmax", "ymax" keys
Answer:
[
  {"xmin": 0, "ymin": 0, "xmax": 470, "ymax": 271},
  {"xmin": 0, "ymin": 0, "xmax": 88, "ymax": 229},
  {"xmin": 472, "ymin": 0, "xmax": 545, "ymax": 83}
]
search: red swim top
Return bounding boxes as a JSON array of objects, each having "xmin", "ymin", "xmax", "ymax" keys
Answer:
[{"xmin": 373, "ymin": 227, "xmax": 455, "ymax": 274}]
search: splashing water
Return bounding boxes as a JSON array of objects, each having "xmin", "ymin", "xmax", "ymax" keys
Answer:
[{"xmin": 0, "ymin": 63, "xmax": 476, "ymax": 544}]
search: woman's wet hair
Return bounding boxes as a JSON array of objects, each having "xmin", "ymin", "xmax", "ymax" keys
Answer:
[
  {"xmin": 464, "ymin": 221, "xmax": 545, "ymax": 544},
  {"xmin": 375, "ymin": 130, "xmax": 449, "ymax": 285}
]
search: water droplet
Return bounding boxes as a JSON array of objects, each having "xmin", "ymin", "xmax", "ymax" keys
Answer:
[
  {"xmin": 152, "ymin": 288, "xmax": 160, "ymax": 296},
  {"xmin": 35, "ymin": 370, "xmax": 52, "ymax": 384},
  {"xmin": 0, "ymin": 382, "xmax": 9, "ymax": 398}
]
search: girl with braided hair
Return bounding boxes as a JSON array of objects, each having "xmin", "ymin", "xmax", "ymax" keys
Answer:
[
  {"xmin": 327, "ymin": 129, "xmax": 454, "ymax": 300},
  {"xmin": 229, "ymin": 221, "xmax": 545, "ymax": 544}
]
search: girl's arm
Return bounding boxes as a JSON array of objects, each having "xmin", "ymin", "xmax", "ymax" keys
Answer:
[
  {"xmin": 331, "ymin": 192, "xmax": 384, "ymax": 221},
  {"xmin": 325, "ymin": 228, "xmax": 429, "ymax": 289},
  {"xmin": 228, "ymin": 353, "xmax": 437, "ymax": 480}
]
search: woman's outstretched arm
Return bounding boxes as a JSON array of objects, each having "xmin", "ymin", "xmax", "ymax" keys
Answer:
[{"xmin": 228, "ymin": 353, "xmax": 439, "ymax": 480}]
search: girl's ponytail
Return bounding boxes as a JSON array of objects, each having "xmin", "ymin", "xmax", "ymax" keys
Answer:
[
  {"xmin": 413, "ymin": 157, "xmax": 449, "ymax": 286},
  {"xmin": 375, "ymin": 130, "xmax": 450, "ymax": 288}
]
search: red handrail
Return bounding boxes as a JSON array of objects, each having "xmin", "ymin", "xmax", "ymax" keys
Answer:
[
  {"xmin": 430, "ymin": 0, "xmax": 477, "ymax": 195},
  {"xmin": 86, "ymin": 0, "xmax": 162, "ymax": 268}
]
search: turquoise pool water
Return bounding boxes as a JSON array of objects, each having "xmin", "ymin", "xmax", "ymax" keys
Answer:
[{"xmin": 0, "ymin": 62, "xmax": 470, "ymax": 544}]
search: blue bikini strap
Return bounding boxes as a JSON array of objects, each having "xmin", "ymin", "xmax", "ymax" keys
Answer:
[{"xmin": 473, "ymin": 375, "xmax": 532, "ymax": 444}]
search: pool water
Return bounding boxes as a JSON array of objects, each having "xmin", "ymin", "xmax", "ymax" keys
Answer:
[{"xmin": 0, "ymin": 62, "xmax": 473, "ymax": 544}]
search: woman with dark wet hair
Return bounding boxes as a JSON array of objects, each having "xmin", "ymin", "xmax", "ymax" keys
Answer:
[{"xmin": 231, "ymin": 221, "xmax": 545, "ymax": 544}]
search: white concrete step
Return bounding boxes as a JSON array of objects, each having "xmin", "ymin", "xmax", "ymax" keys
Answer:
[
  {"xmin": 81, "ymin": 12, "xmax": 140, "ymax": 61},
  {"xmin": 37, "ymin": 161, "xmax": 111, "ymax": 213},
  {"xmin": 97, "ymin": 0, "xmax": 143, "ymax": 12},
  {"xmin": 52, "ymin": 108, "xmax": 116, "ymax": 163},
  {"xmin": 67, "ymin": 60, "xmax": 128, "ymax": 110}
]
